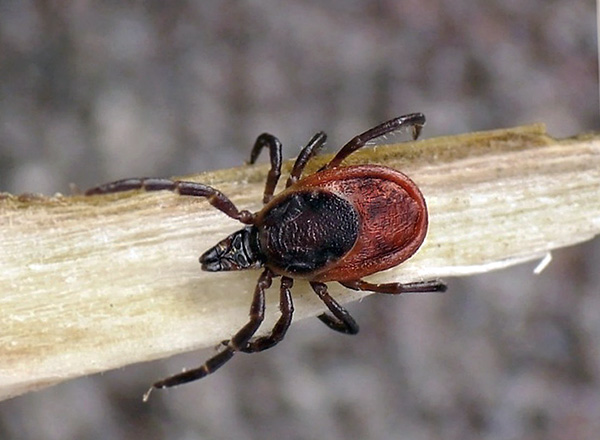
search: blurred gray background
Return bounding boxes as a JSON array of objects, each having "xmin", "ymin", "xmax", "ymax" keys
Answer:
[{"xmin": 0, "ymin": 1, "xmax": 598, "ymax": 439}]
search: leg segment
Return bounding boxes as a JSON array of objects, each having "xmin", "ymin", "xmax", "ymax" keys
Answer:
[
  {"xmin": 238, "ymin": 276, "xmax": 295, "ymax": 353},
  {"xmin": 247, "ymin": 133, "xmax": 283, "ymax": 204},
  {"xmin": 286, "ymin": 132, "xmax": 327, "ymax": 187},
  {"xmin": 85, "ymin": 178, "xmax": 255, "ymax": 224},
  {"xmin": 341, "ymin": 278, "xmax": 447, "ymax": 294},
  {"xmin": 310, "ymin": 281, "xmax": 359, "ymax": 335},
  {"xmin": 150, "ymin": 268, "xmax": 273, "ymax": 391},
  {"xmin": 322, "ymin": 113, "xmax": 426, "ymax": 171}
]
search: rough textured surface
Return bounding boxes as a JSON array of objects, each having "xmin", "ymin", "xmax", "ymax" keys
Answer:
[
  {"xmin": 287, "ymin": 165, "xmax": 428, "ymax": 281},
  {"xmin": 259, "ymin": 190, "xmax": 360, "ymax": 276},
  {"xmin": 0, "ymin": 2, "xmax": 598, "ymax": 440}
]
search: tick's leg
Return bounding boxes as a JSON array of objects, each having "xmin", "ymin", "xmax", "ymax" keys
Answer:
[
  {"xmin": 237, "ymin": 276, "xmax": 294, "ymax": 353},
  {"xmin": 341, "ymin": 279, "xmax": 447, "ymax": 294},
  {"xmin": 322, "ymin": 113, "xmax": 426, "ymax": 171},
  {"xmin": 148, "ymin": 269, "xmax": 272, "ymax": 394},
  {"xmin": 311, "ymin": 281, "xmax": 359, "ymax": 335},
  {"xmin": 286, "ymin": 132, "xmax": 327, "ymax": 187},
  {"xmin": 85, "ymin": 178, "xmax": 255, "ymax": 224},
  {"xmin": 248, "ymin": 133, "xmax": 283, "ymax": 204}
]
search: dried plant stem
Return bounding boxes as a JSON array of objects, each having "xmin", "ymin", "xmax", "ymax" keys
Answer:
[{"xmin": 1, "ymin": 124, "xmax": 599, "ymax": 401}]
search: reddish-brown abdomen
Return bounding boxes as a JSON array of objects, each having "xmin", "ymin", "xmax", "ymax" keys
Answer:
[{"xmin": 285, "ymin": 165, "xmax": 428, "ymax": 282}]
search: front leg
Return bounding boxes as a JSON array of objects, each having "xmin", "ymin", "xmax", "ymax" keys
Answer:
[
  {"xmin": 237, "ymin": 276, "xmax": 294, "ymax": 353},
  {"xmin": 144, "ymin": 269, "xmax": 273, "ymax": 399},
  {"xmin": 248, "ymin": 133, "xmax": 283, "ymax": 204},
  {"xmin": 85, "ymin": 178, "xmax": 255, "ymax": 225}
]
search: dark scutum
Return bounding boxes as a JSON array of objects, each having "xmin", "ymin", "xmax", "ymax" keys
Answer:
[{"xmin": 259, "ymin": 190, "xmax": 359, "ymax": 275}]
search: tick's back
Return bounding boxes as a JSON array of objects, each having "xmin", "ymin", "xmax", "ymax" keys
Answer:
[
  {"xmin": 276, "ymin": 165, "xmax": 428, "ymax": 282},
  {"xmin": 257, "ymin": 190, "xmax": 360, "ymax": 276}
]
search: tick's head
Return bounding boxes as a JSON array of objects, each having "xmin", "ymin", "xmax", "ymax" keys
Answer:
[{"xmin": 200, "ymin": 226, "xmax": 263, "ymax": 272}]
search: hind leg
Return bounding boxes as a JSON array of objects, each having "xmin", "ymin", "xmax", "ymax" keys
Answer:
[
  {"xmin": 322, "ymin": 113, "xmax": 426, "ymax": 170},
  {"xmin": 311, "ymin": 281, "xmax": 359, "ymax": 335},
  {"xmin": 341, "ymin": 278, "xmax": 446, "ymax": 294},
  {"xmin": 286, "ymin": 132, "xmax": 327, "ymax": 187}
]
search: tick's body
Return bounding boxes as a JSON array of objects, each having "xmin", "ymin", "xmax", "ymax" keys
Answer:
[
  {"xmin": 86, "ymin": 113, "xmax": 446, "ymax": 395},
  {"xmin": 256, "ymin": 165, "xmax": 427, "ymax": 282}
]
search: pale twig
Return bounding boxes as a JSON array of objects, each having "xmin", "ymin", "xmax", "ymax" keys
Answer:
[{"xmin": 1, "ymin": 124, "xmax": 599, "ymax": 401}]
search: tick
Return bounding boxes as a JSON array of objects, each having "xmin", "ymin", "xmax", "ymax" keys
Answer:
[{"xmin": 86, "ymin": 113, "xmax": 446, "ymax": 394}]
